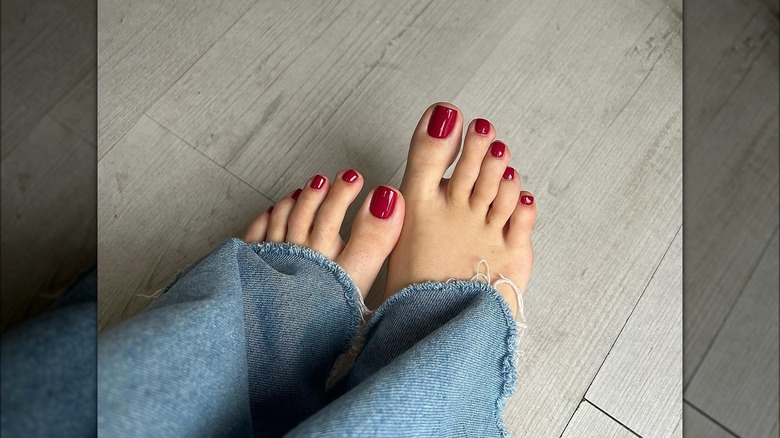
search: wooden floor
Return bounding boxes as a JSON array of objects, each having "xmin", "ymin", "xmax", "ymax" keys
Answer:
[{"xmin": 1, "ymin": 0, "xmax": 774, "ymax": 435}]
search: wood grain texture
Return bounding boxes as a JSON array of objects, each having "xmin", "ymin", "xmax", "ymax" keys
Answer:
[
  {"xmin": 149, "ymin": 0, "xmax": 529, "ymax": 202},
  {"xmin": 50, "ymin": 68, "xmax": 96, "ymax": 145},
  {"xmin": 97, "ymin": 116, "xmax": 272, "ymax": 331},
  {"xmin": 561, "ymin": 402, "xmax": 637, "ymax": 438},
  {"xmin": 684, "ymin": 5, "xmax": 780, "ymax": 383},
  {"xmin": 683, "ymin": 403, "xmax": 736, "ymax": 438},
  {"xmin": 586, "ymin": 230, "xmax": 682, "ymax": 438},
  {"xmin": 686, "ymin": 229, "xmax": 779, "ymax": 438},
  {"xmin": 0, "ymin": 0, "xmax": 94, "ymax": 159},
  {"xmin": 1, "ymin": 116, "xmax": 96, "ymax": 332},
  {"xmin": 97, "ymin": 0, "xmax": 256, "ymax": 158}
]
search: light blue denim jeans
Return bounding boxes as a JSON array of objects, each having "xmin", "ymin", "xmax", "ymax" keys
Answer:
[{"xmin": 6, "ymin": 239, "xmax": 519, "ymax": 436}]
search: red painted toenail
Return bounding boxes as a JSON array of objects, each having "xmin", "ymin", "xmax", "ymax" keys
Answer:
[
  {"xmin": 292, "ymin": 188, "xmax": 302, "ymax": 200},
  {"xmin": 427, "ymin": 105, "xmax": 457, "ymax": 139},
  {"xmin": 369, "ymin": 186, "xmax": 397, "ymax": 219},
  {"xmin": 490, "ymin": 141, "xmax": 506, "ymax": 158},
  {"xmin": 342, "ymin": 169, "xmax": 359, "ymax": 183},
  {"xmin": 475, "ymin": 118, "xmax": 490, "ymax": 135},
  {"xmin": 520, "ymin": 194, "xmax": 534, "ymax": 205},
  {"xmin": 503, "ymin": 166, "xmax": 515, "ymax": 180},
  {"xmin": 310, "ymin": 174, "xmax": 326, "ymax": 189}
]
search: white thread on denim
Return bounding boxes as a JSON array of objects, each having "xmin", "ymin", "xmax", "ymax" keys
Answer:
[{"xmin": 451, "ymin": 259, "xmax": 528, "ymax": 356}]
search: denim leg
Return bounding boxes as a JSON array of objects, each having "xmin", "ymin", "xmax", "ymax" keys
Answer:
[
  {"xmin": 0, "ymin": 268, "xmax": 97, "ymax": 437},
  {"xmin": 287, "ymin": 281, "xmax": 518, "ymax": 437},
  {"xmin": 98, "ymin": 238, "xmax": 365, "ymax": 437}
]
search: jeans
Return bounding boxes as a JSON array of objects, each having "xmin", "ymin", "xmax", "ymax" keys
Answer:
[{"xmin": 6, "ymin": 239, "xmax": 520, "ymax": 437}]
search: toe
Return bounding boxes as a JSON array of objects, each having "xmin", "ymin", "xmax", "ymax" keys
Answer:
[
  {"xmin": 243, "ymin": 206, "xmax": 273, "ymax": 242},
  {"xmin": 448, "ymin": 118, "xmax": 495, "ymax": 202},
  {"xmin": 507, "ymin": 191, "xmax": 536, "ymax": 246},
  {"xmin": 487, "ymin": 166, "xmax": 521, "ymax": 227},
  {"xmin": 266, "ymin": 189, "xmax": 300, "ymax": 242},
  {"xmin": 400, "ymin": 103, "xmax": 463, "ymax": 201},
  {"xmin": 287, "ymin": 175, "xmax": 330, "ymax": 245},
  {"xmin": 310, "ymin": 169, "xmax": 364, "ymax": 258},
  {"xmin": 336, "ymin": 185, "xmax": 405, "ymax": 297},
  {"xmin": 471, "ymin": 140, "xmax": 512, "ymax": 210}
]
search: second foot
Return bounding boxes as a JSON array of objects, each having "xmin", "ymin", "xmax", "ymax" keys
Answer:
[
  {"xmin": 243, "ymin": 170, "xmax": 405, "ymax": 297},
  {"xmin": 385, "ymin": 103, "xmax": 536, "ymax": 318}
]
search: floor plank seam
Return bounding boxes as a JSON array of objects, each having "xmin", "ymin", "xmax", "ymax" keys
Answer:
[
  {"xmin": 583, "ymin": 399, "xmax": 643, "ymax": 437},
  {"xmin": 98, "ymin": 0, "xmax": 260, "ymax": 161},
  {"xmin": 683, "ymin": 224, "xmax": 780, "ymax": 391},
  {"xmin": 557, "ymin": 225, "xmax": 681, "ymax": 438},
  {"xmin": 46, "ymin": 112, "xmax": 95, "ymax": 148},
  {"xmin": 683, "ymin": 399, "xmax": 742, "ymax": 438},
  {"xmin": 143, "ymin": 113, "xmax": 276, "ymax": 203}
]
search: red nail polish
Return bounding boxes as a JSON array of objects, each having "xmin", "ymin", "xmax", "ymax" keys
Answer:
[
  {"xmin": 292, "ymin": 188, "xmax": 302, "ymax": 200},
  {"xmin": 342, "ymin": 169, "xmax": 359, "ymax": 183},
  {"xmin": 369, "ymin": 186, "xmax": 397, "ymax": 219},
  {"xmin": 427, "ymin": 105, "xmax": 458, "ymax": 139},
  {"xmin": 503, "ymin": 166, "xmax": 515, "ymax": 180},
  {"xmin": 520, "ymin": 195, "xmax": 534, "ymax": 205},
  {"xmin": 310, "ymin": 174, "xmax": 326, "ymax": 189},
  {"xmin": 490, "ymin": 141, "xmax": 506, "ymax": 158},
  {"xmin": 475, "ymin": 118, "xmax": 490, "ymax": 135}
]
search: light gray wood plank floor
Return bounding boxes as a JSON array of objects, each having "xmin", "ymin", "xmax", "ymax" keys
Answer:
[
  {"xmin": 1, "ymin": 0, "xmax": 96, "ymax": 332},
  {"xmin": 561, "ymin": 401, "xmax": 638, "ymax": 438},
  {"xmin": 98, "ymin": 0, "xmax": 684, "ymax": 435},
  {"xmin": 586, "ymin": 230, "xmax": 682, "ymax": 438}
]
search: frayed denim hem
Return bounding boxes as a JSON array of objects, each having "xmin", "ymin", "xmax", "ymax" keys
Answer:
[
  {"xmin": 250, "ymin": 240, "xmax": 368, "ymax": 361},
  {"xmin": 369, "ymin": 280, "xmax": 520, "ymax": 437}
]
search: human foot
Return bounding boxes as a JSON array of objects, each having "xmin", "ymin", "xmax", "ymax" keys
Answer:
[
  {"xmin": 385, "ymin": 103, "xmax": 536, "ymax": 318},
  {"xmin": 243, "ymin": 170, "xmax": 405, "ymax": 297}
]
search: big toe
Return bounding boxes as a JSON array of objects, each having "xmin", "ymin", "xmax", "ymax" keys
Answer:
[
  {"xmin": 400, "ymin": 103, "xmax": 463, "ymax": 201},
  {"xmin": 336, "ymin": 185, "xmax": 405, "ymax": 297}
]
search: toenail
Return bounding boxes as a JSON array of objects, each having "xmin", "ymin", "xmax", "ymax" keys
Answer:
[
  {"xmin": 427, "ymin": 105, "xmax": 458, "ymax": 139},
  {"xmin": 520, "ymin": 194, "xmax": 534, "ymax": 205},
  {"xmin": 503, "ymin": 166, "xmax": 515, "ymax": 180},
  {"xmin": 310, "ymin": 174, "xmax": 327, "ymax": 189},
  {"xmin": 369, "ymin": 186, "xmax": 397, "ymax": 219},
  {"xmin": 342, "ymin": 169, "xmax": 359, "ymax": 183},
  {"xmin": 490, "ymin": 141, "xmax": 506, "ymax": 158},
  {"xmin": 292, "ymin": 188, "xmax": 302, "ymax": 200},
  {"xmin": 475, "ymin": 118, "xmax": 491, "ymax": 135}
]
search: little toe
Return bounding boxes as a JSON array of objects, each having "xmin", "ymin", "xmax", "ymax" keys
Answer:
[
  {"xmin": 266, "ymin": 189, "xmax": 300, "ymax": 242},
  {"xmin": 400, "ymin": 103, "xmax": 463, "ymax": 201},
  {"xmin": 508, "ymin": 191, "xmax": 537, "ymax": 246},
  {"xmin": 243, "ymin": 207, "xmax": 272, "ymax": 242},
  {"xmin": 471, "ymin": 140, "xmax": 512, "ymax": 210},
  {"xmin": 448, "ymin": 118, "xmax": 495, "ymax": 202},
  {"xmin": 287, "ymin": 175, "xmax": 330, "ymax": 245},
  {"xmin": 309, "ymin": 169, "xmax": 364, "ymax": 258},
  {"xmin": 487, "ymin": 166, "xmax": 521, "ymax": 227},
  {"xmin": 336, "ymin": 185, "xmax": 405, "ymax": 297}
]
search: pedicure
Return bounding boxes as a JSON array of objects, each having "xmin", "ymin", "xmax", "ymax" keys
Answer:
[
  {"xmin": 475, "ymin": 118, "xmax": 491, "ymax": 135},
  {"xmin": 490, "ymin": 141, "xmax": 506, "ymax": 158},
  {"xmin": 427, "ymin": 105, "xmax": 458, "ymax": 139},
  {"xmin": 503, "ymin": 166, "xmax": 515, "ymax": 180},
  {"xmin": 342, "ymin": 169, "xmax": 359, "ymax": 183},
  {"xmin": 292, "ymin": 188, "xmax": 302, "ymax": 200},
  {"xmin": 520, "ymin": 194, "xmax": 534, "ymax": 205},
  {"xmin": 369, "ymin": 186, "xmax": 397, "ymax": 219},
  {"xmin": 310, "ymin": 174, "xmax": 327, "ymax": 190}
]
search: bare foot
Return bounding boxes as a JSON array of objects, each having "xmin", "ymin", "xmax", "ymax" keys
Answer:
[
  {"xmin": 385, "ymin": 103, "xmax": 536, "ymax": 318},
  {"xmin": 243, "ymin": 169, "xmax": 405, "ymax": 297}
]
